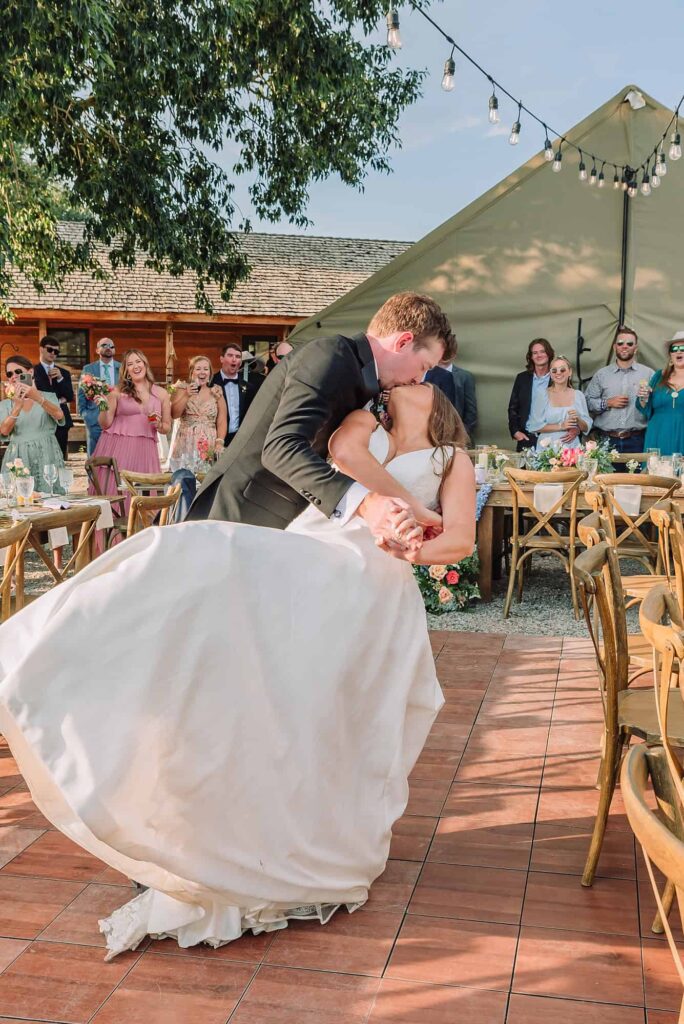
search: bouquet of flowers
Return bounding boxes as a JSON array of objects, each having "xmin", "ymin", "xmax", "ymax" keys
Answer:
[
  {"xmin": 5, "ymin": 458, "xmax": 30, "ymax": 478},
  {"xmin": 196, "ymin": 435, "xmax": 216, "ymax": 464},
  {"xmin": 79, "ymin": 374, "xmax": 112, "ymax": 410},
  {"xmin": 523, "ymin": 438, "xmax": 616, "ymax": 474},
  {"xmin": 413, "ymin": 553, "xmax": 481, "ymax": 613}
]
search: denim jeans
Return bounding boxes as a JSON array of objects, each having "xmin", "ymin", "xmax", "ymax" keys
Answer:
[{"xmin": 170, "ymin": 469, "xmax": 197, "ymax": 523}]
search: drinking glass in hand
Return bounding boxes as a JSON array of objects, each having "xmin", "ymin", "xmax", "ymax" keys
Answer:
[
  {"xmin": 43, "ymin": 463, "xmax": 57, "ymax": 496},
  {"xmin": 58, "ymin": 466, "xmax": 74, "ymax": 494}
]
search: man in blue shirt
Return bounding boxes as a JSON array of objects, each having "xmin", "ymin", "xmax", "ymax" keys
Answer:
[{"xmin": 77, "ymin": 338, "xmax": 121, "ymax": 454}]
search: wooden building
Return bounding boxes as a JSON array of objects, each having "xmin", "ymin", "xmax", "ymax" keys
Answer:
[{"xmin": 1, "ymin": 223, "xmax": 410, "ymax": 381}]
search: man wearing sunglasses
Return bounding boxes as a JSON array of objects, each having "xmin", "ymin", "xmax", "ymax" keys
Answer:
[
  {"xmin": 78, "ymin": 338, "xmax": 121, "ymax": 454},
  {"xmin": 584, "ymin": 326, "xmax": 655, "ymax": 461},
  {"xmin": 33, "ymin": 336, "xmax": 75, "ymax": 458}
]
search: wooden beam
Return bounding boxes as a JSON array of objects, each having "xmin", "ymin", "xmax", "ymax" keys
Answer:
[
  {"xmin": 7, "ymin": 308, "xmax": 302, "ymax": 327},
  {"xmin": 38, "ymin": 319, "xmax": 47, "ymax": 341},
  {"xmin": 165, "ymin": 324, "xmax": 175, "ymax": 382}
]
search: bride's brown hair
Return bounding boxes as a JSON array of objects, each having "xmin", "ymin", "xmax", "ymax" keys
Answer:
[{"xmin": 425, "ymin": 385, "xmax": 469, "ymax": 500}]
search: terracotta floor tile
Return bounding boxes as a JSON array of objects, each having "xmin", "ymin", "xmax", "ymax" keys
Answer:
[
  {"xmin": 409, "ymin": 861, "xmax": 526, "ymax": 925},
  {"xmin": 0, "ymin": 827, "xmax": 45, "ymax": 870},
  {"xmin": 455, "ymin": 747, "xmax": 545, "ymax": 789},
  {"xmin": 1, "ymin": 831, "xmax": 110, "ymax": 883},
  {"xmin": 638, "ymin": 881, "xmax": 684, "ymax": 942},
  {"xmin": 265, "ymin": 908, "xmax": 404, "ymax": 976},
  {"xmin": 409, "ymin": 749, "xmax": 462, "ymax": 783},
  {"xmin": 367, "ymin": 860, "xmax": 420, "ymax": 912},
  {"xmin": 389, "ymin": 814, "xmax": 437, "ymax": 862},
  {"xmin": 91, "ymin": 950, "xmax": 255, "ymax": 1024},
  {"xmin": 0, "ymin": 874, "xmax": 84, "ymax": 940},
  {"xmin": 536, "ymin": 785, "xmax": 629, "ymax": 831},
  {"xmin": 231, "ymin": 965, "xmax": 380, "ymax": 1023},
  {"xmin": 368, "ymin": 977, "xmax": 507, "ymax": 1022},
  {"xmin": 0, "ymin": 752, "xmax": 21, "ymax": 791},
  {"xmin": 0, "ymin": 790, "xmax": 50, "ymax": 829},
  {"xmin": 541, "ymin": 752, "xmax": 602, "ymax": 790},
  {"xmin": 513, "ymin": 925, "xmax": 643, "ymax": 1004},
  {"xmin": 148, "ymin": 929, "xmax": 275, "ymax": 963},
  {"xmin": 442, "ymin": 780, "xmax": 540, "ymax": 824},
  {"xmin": 522, "ymin": 871, "xmax": 639, "ymax": 935},
  {"xmin": 545, "ymin": 724, "xmax": 602, "ymax": 757},
  {"xmin": 507, "ymin": 993, "xmax": 645, "ymax": 1023},
  {"xmin": 385, "ymin": 914, "xmax": 518, "ymax": 990},
  {"xmin": 0, "ymin": 938, "xmax": 29, "ymax": 973},
  {"xmin": 530, "ymin": 821, "xmax": 636, "ymax": 878},
  {"xmin": 428, "ymin": 820, "xmax": 533, "ymax": 871},
  {"xmin": 647, "ymin": 1011, "xmax": 680, "ymax": 1022},
  {"xmin": 39, "ymin": 883, "xmax": 134, "ymax": 947},
  {"xmin": 643, "ymin": 938, "xmax": 682, "ymax": 1010},
  {"xmin": 422, "ymin": 725, "xmax": 469, "ymax": 754},
  {"xmin": 406, "ymin": 778, "xmax": 452, "ymax": 817},
  {"xmin": 0, "ymin": 941, "xmax": 138, "ymax": 1023}
]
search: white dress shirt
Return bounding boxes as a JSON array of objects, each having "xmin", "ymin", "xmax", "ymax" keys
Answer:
[{"xmin": 220, "ymin": 373, "xmax": 241, "ymax": 433}]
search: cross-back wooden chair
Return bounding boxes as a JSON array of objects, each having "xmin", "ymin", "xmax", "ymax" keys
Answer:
[
  {"xmin": 591, "ymin": 473, "xmax": 680, "ymax": 573},
  {"xmin": 577, "ymin": 509, "xmax": 605, "ymax": 548},
  {"xmin": 503, "ymin": 467, "xmax": 586, "ymax": 618},
  {"xmin": 120, "ymin": 471, "xmax": 173, "ymax": 498},
  {"xmin": 573, "ymin": 543, "xmax": 684, "ymax": 886},
  {"xmin": 22, "ymin": 505, "xmax": 101, "ymax": 590},
  {"xmin": 622, "ymin": 743, "xmax": 684, "ymax": 1016},
  {"xmin": 126, "ymin": 484, "xmax": 182, "ymax": 537},
  {"xmin": 85, "ymin": 456, "xmax": 127, "ymax": 548},
  {"xmin": 0, "ymin": 519, "xmax": 31, "ymax": 620}
]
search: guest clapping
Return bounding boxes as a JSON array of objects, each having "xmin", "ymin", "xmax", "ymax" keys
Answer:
[
  {"xmin": 91, "ymin": 349, "xmax": 171, "ymax": 495},
  {"xmin": 0, "ymin": 356, "xmax": 66, "ymax": 491},
  {"xmin": 170, "ymin": 356, "xmax": 227, "ymax": 464},
  {"xmin": 527, "ymin": 356, "xmax": 592, "ymax": 449},
  {"xmin": 637, "ymin": 331, "xmax": 684, "ymax": 455},
  {"xmin": 507, "ymin": 338, "xmax": 554, "ymax": 450}
]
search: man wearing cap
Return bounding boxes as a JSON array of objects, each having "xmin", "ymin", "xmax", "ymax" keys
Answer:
[
  {"xmin": 78, "ymin": 338, "xmax": 121, "ymax": 455},
  {"xmin": 211, "ymin": 343, "xmax": 261, "ymax": 446},
  {"xmin": 584, "ymin": 325, "xmax": 655, "ymax": 462}
]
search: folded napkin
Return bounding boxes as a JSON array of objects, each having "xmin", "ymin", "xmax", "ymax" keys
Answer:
[
  {"xmin": 613, "ymin": 485, "xmax": 642, "ymax": 517},
  {"xmin": 533, "ymin": 482, "xmax": 564, "ymax": 515},
  {"xmin": 43, "ymin": 497, "xmax": 114, "ymax": 531}
]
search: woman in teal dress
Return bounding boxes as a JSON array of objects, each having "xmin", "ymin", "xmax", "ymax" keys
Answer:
[
  {"xmin": 637, "ymin": 334, "xmax": 684, "ymax": 455},
  {"xmin": 0, "ymin": 356, "xmax": 66, "ymax": 492}
]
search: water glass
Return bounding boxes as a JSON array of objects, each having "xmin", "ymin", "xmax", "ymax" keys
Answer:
[
  {"xmin": 1, "ymin": 471, "xmax": 15, "ymax": 508},
  {"xmin": 583, "ymin": 457, "xmax": 598, "ymax": 484},
  {"xmin": 58, "ymin": 466, "xmax": 74, "ymax": 494},
  {"xmin": 43, "ymin": 463, "xmax": 57, "ymax": 496},
  {"xmin": 673, "ymin": 453, "xmax": 682, "ymax": 477},
  {"xmin": 15, "ymin": 475, "xmax": 34, "ymax": 506}
]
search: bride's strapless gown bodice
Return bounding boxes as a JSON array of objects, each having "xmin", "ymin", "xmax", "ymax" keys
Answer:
[{"xmin": 0, "ymin": 426, "xmax": 447, "ymax": 958}]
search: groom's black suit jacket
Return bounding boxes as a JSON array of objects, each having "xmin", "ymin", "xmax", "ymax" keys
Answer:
[{"xmin": 186, "ymin": 333, "xmax": 379, "ymax": 528}]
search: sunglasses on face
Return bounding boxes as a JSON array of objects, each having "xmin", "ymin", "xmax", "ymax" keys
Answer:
[
  {"xmin": 671, "ymin": 345, "xmax": 684, "ymax": 353},
  {"xmin": 616, "ymin": 340, "xmax": 636, "ymax": 347},
  {"xmin": 5, "ymin": 369, "xmax": 28, "ymax": 378},
  {"xmin": 550, "ymin": 367, "xmax": 568, "ymax": 373},
  {"xmin": 43, "ymin": 346, "xmax": 59, "ymax": 355}
]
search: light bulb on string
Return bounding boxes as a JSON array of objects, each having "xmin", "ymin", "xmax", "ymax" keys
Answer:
[
  {"xmin": 488, "ymin": 90, "xmax": 500, "ymax": 124},
  {"xmin": 628, "ymin": 181, "xmax": 638, "ymax": 198},
  {"xmin": 578, "ymin": 151, "xmax": 587, "ymax": 182},
  {"xmin": 543, "ymin": 136, "xmax": 554, "ymax": 161},
  {"xmin": 552, "ymin": 146, "xmax": 563, "ymax": 172},
  {"xmin": 621, "ymin": 173, "xmax": 628, "ymax": 191},
  {"xmin": 651, "ymin": 163, "xmax": 661, "ymax": 188},
  {"xmin": 509, "ymin": 104, "xmax": 522, "ymax": 145},
  {"xmin": 386, "ymin": 9, "xmax": 401, "ymax": 49},
  {"xmin": 441, "ymin": 55, "xmax": 456, "ymax": 92},
  {"xmin": 659, "ymin": 150, "xmax": 668, "ymax": 176},
  {"xmin": 640, "ymin": 168, "xmax": 651, "ymax": 196},
  {"xmin": 613, "ymin": 169, "xmax": 620, "ymax": 189},
  {"xmin": 669, "ymin": 131, "xmax": 682, "ymax": 161},
  {"xmin": 598, "ymin": 163, "xmax": 605, "ymax": 188},
  {"xmin": 589, "ymin": 160, "xmax": 598, "ymax": 186}
]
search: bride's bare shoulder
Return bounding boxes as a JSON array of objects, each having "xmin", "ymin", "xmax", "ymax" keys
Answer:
[{"xmin": 329, "ymin": 409, "xmax": 378, "ymax": 459}]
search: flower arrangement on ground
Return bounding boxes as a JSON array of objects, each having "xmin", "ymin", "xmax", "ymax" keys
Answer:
[
  {"xmin": 522, "ymin": 438, "xmax": 616, "ymax": 474},
  {"xmin": 79, "ymin": 374, "xmax": 112, "ymax": 411},
  {"xmin": 413, "ymin": 553, "xmax": 481, "ymax": 613}
]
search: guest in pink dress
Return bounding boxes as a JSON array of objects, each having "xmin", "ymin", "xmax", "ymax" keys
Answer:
[{"xmin": 91, "ymin": 349, "xmax": 172, "ymax": 501}]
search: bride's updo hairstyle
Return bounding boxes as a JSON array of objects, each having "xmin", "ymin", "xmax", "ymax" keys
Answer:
[{"xmin": 426, "ymin": 384, "xmax": 469, "ymax": 498}]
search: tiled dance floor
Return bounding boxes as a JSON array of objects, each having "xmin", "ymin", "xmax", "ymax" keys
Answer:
[{"xmin": 0, "ymin": 631, "xmax": 677, "ymax": 1022}]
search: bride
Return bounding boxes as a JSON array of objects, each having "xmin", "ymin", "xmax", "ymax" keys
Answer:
[{"xmin": 0, "ymin": 381, "xmax": 475, "ymax": 960}]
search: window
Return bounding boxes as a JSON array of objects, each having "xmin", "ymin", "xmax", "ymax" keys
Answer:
[
  {"xmin": 242, "ymin": 334, "xmax": 278, "ymax": 359},
  {"xmin": 48, "ymin": 329, "xmax": 89, "ymax": 371}
]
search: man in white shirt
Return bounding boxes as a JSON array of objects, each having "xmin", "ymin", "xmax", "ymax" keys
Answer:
[
  {"xmin": 211, "ymin": 343, "xmax": 260, "ymax": 446},
  {"xmin": 78, "ymin": 338, "xmax": 121, "ymax": 454}
]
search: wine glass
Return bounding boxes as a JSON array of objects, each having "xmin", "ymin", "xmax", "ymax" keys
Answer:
[
  {"xmin": 43, "ymin": 463, "xmax": 57, "ymax": 497},
  {"xmin": 58, "ymin": 466, "xmax": 74, "ymax": 494},
  {"xmin": 15, "ymin": 475, "xmax": 34, "ymax": 506},
  {"xmin": 0, "ymin": 471, "xmax": 13, "ymax": 508}
]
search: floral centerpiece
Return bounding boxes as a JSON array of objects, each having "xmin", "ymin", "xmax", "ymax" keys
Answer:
[
  {"xmin": 522, "ymin": 438, "xmax": 616, "ymax": 474},
  {"xmin": 79, "ymin": 374, "xmax": 112, "ymax": 411},
  {"xmin": 413, "ymin": 554, "xmax": 481, "ymax": 613},
  {"xmin": 5, "ymin": 458, "xmax": 30, "ymax": 478}
]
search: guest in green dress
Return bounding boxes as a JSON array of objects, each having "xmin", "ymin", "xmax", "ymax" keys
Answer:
[
  {"xmin": 637, "ymin": 332, "xmax": 684, "ymax": 456},
  {"xmin": 0, "ymin": 355, "xmax": 66, "ymax": 491}
]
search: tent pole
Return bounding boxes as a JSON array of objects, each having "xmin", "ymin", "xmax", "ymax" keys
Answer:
[{"xmin": 618, "ymin": 166, "xmax": 634, "ymax": 326}]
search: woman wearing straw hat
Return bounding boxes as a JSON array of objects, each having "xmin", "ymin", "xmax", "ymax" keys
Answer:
[{"xmin": 637, "ymin": 331, "xmax": 684, "ymax": 455}]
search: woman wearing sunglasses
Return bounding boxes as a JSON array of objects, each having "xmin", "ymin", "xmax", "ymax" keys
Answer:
[
  {"xmin": 0, "ymin": 355, "xmax": 66, "ymax": 492},
  {"xmin": 527, "ymin": 355, "xmax": 592, "ymax": 449},
  {"xmin": 637, "ymin": 331, "xmax": 684, "ymax": 455}
]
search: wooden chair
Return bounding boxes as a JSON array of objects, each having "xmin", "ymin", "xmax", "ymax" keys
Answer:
[
  {"xmin": 20, "ymin": 505, "xmax": 101, "ymax": 593},
  {"xmin": 85, "ymin": 456, "xmax": 127, "ymax": 548},
  {"xmin": 0, "ymin": 520, "xmax": 31, "ymax": 620},
  {"xmin": 120, "ymin": 471, "xmax": 173, "ymax": 498},
  {"xmin": 503, "ymin": 467, "xmax": 586, "ymax": 618},
  {"xmin": 572, "ymin": 543, "xmax": 684, "ymax": 886},
  {"xmin": 591, "ymin": 473, "xmax": 680, "ymax": 574},
  {"xmin": 577, "ymin": 510, "xmax": 604, "ymax": 548},
  {"xmin": 622, "ymin": 742, "xmax": 684, "ymax": 1013},
  {"xmin": 126, "ymin": 485, "xmax": 182, "ymax": 536}
]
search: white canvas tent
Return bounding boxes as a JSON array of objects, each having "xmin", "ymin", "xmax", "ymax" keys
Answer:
[{"xmin": 291, "ymin": 86, "xmax": 683, "ymax": 444}]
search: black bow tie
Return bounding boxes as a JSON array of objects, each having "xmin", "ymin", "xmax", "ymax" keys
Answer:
[{"xmin": 223, "ymin": 377, "xmax": 239, "ymax": 385}]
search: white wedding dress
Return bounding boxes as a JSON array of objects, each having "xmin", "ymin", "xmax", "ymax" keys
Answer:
[{"xmin": 0, "ymin": 426, "xmax": 446, "ymax": 959}]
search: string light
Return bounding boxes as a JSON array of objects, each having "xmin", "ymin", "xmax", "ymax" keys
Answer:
[
  {"xmin": 390, "ymin": 4, "xmax": 684, "ymax": 202},
  {"xmin": 441, "ymin": 52, "xmax": 456, "ymax": 92},
  {"xmin": 509, "ymin": 103, "xmax": 521, "ymax": 145},
  {"xmin": 640, "ymin": 167, "xmax": 651, "ymax": 196},
  {"xmin": 386, "ymin": 8, "xmax": 401, "ymax": 49}
]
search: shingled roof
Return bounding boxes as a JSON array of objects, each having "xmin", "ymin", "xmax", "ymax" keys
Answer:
[{"xmin": 7, "ymin": 222, "xmax": 411, "ymax": 319}]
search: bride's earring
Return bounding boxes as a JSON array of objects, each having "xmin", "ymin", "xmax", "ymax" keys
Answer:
[{"xmin": 371, "ymin": 390, "xmax": 392, "ymax": 430}]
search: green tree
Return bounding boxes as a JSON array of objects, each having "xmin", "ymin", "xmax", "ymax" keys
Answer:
[{"xmin": 1, "ymin": 1, "xmax": 424, "ymax": 320}]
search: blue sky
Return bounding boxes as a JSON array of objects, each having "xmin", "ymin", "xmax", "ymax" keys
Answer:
[{"xmin": 226, "ymin": 0, "xmax": 682, "ymax": 243}]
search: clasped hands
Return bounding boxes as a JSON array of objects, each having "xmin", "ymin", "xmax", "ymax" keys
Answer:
[{"xmin": 358, "ymin": 493, "xmax": 442, "ymax": 561}]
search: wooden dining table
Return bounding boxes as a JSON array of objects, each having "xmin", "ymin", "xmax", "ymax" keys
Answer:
[{"xmin": 476, "ymin": 480, "xmax": 684, "ymax": 602}]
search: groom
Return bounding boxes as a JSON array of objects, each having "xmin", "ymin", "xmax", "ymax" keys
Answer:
[{"xmin": 186, "ymin": 292, "xmax": 454, "ymax": 548}]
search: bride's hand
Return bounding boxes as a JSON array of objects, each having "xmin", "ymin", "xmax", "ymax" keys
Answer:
[{"xmin": 411, "ymin": 504, "xmax": 442, "ymax": 532}]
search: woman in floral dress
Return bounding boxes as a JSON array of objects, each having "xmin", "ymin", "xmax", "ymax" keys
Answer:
[{"xmin": 170, "ymin": 356, "xmax": 227, "ymax": 465}]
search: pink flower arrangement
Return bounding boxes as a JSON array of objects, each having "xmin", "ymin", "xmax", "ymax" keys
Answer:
[
  {"xmin": 559, "ymin": 447, "xmax": 580, "ymax": 467},
  {"xmin": 446, "ymin": 570, "xmax": 460, "ymax": 585},
  {"xmin": 438, "ymin": 587, "xmax": 452, "ymax": 604},
  {"xmin": 196, "ymin": 435, "xmax": 216, "ymax": 464},
  {"xmin": 79, "ymin": 373, "xmax": 112, "ymax": 410}
]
